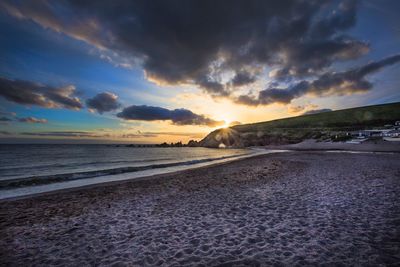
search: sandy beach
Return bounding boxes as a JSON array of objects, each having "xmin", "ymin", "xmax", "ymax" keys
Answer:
[
  {"xmin": 1, "ymin": 151, "xmax": 400, "ymax": 266},
  {"xmin": 265, "ymin": 139, "xmax": 400, "ymax": 152}
]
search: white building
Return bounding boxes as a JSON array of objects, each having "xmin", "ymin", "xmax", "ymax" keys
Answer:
[
  {"xmin": 387, "ymin": 129, "xmax": 400, "ymax": 137},
  {"xmin": 358, "ymin": 129, "xmax": 391, "ymax": 137}
]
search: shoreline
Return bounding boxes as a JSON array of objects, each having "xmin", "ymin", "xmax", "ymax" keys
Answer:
[
  {"xmin": 0, "ymin": 149, "xmax": 286, "ymax": 202},
  {"xmin": 1, "ymin": 144, "xmax": 398, "ymax": 202},
  {"xmin": 1, "ymin": 151, "xmax": 399, "ymax": 265}
]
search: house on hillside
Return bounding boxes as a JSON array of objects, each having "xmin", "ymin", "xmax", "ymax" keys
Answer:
[
  {"xmin": 383, "ymin": 129, "xmax": 400, "ymax": 141},
  {"xmin": 357, "ymin": 129, "xmax": 391, "ymax": 137},
  {"xmin": 387, "ymin": 129, "xmax": 400, "ymax": 137},
  {"xmin": 348, "ymin": 121, "xmax": 400, "ymax": 142},
  {"xmin": 394, "ymin": 121, "xmax": 400, "ymax": 130}
]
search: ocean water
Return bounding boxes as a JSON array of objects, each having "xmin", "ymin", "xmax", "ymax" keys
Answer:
[
  {"xmin": 0, "ymin": 145, "xmax": 286, "ymax": 199},
  {"xmin": 0, "ymin": 145, "xmax": 278, "ymax": 199},
  {"xmin": 0, "ymin": 145, "xmax": 251, "ymax": 184}
]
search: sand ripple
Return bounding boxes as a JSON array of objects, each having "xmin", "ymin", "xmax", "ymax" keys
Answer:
[{"xmin": 1, "ymin": 152, "xmax": 400, "ymax": 266}]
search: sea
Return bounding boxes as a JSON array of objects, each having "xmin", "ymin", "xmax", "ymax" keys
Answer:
[{"xmin": 0, "ymin": 144, "xmax": 281, "ymax": 200}]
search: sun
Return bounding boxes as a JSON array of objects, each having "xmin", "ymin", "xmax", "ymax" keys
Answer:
[{"xmin": 222, "ymin": 119, "xmax": 231, "ymax": 129}]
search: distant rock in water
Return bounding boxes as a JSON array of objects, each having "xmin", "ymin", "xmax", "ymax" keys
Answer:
[
  {"xmin": 156, "ymin": 141, "xmax": 184, "ymax": 147},
  {"xmin": 187, "ymin": 140, "xmax": 199, "ymax": 147}
]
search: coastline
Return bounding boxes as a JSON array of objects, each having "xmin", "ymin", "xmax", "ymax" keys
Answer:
[
  {"xmin": 0, "ymin": 141, "xmax": 398, "ymax": 201},
  {"xmin": 1, "ymin": 151, "xmax": 400, "ymax": 266},
  {"xmin": 0, "ymin": 148, "xmax": 286, "ymax": 201}
]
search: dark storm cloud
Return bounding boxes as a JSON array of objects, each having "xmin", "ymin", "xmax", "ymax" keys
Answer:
[
  {"xmin": 0, "ymin": 77, "xmax": 83, "ymax": 110},
  {"xmin": 0, "ymin": 117, "xmax": 12, "ymax": 122},
  {"xmin": 117, "ymin": 105, "xmax": 224, "ymax": 127},
  {"xmin": 86, "ymin": 92, "xmax": 121, "ymax": 114},
  {"xmin": 18, "ymin": 117, "xmax": 48, "ymax": 123},
  {"xmin": 231, "ymin": 72, "xmax": 256, "ymax": 87},
  {"xmin": 235, "ymin": 54, "xmax": 400, "ymax": 106},
  {"xmin": 0, "ymin": 111, "xmax": 16, "ymax": 123},
  {"xmin": 310, "ymin": 0, "xmax": 357, "ymax": 39},
  {"xmin": 196, "ymin": 77, "xmax": 229, "ymax": 97},
  {"xmin": 1, "ymin": 0, "xmax": 372, "ymax": 97},
  {"xmin": 303, "ymin": 109, "xmax": 332, "ymax": 115},
  {"xmin": 270, "ymin": 38, "xmax": 369, "ymax": 79}
]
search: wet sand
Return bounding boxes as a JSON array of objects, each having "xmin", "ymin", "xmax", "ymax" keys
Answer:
[{"xmin": 1, "ymin": 151, "xmax": 400, "ymax": 266}]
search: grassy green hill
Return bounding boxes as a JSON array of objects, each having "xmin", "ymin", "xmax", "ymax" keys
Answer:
[{"xmin": 199, "ymin": 102, "xmax": 400, "ymax": 147}]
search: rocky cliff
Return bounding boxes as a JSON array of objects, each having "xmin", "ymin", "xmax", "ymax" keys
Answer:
[{"xmin": 199, "ymin": 102, "xmax": 400, "ymax": 148}]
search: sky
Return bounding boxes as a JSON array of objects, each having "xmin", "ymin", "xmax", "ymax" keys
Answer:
[{"xmin": 0, "ymin": 0, "xmax": 399, "ymax": 144}]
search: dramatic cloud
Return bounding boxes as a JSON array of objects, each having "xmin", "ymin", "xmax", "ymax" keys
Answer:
[
  {"xmin": 288, "ymin": 105, "xmax": 306, "ymax": 114},
  {"xmin": 117, "ymin": 105, "xmax": 224, "ymax": 127},
  {"xmin": 303, "ymin": 109, "xmax": 333, "ymax": 115},
  {"xmin": 0, "ymin": 77, "xmax": 83, "ymax": 110},
  {"xmin": 0, "ymin": 117, "xmax": 12, "ymax": 122},
  {"xmin": 145, "ymin": 132, "xmax": 205, "ymax": 139},
  {"xmin": 121, "ymin": 132, "xmax": 157, "ymax": 139},
  {"xmin": 0, "ymin": 113, "xmax": 47, "ymax": 124},
  {"xmin": 0, "ymin": 111, "xmax": 16, "ymax": 117},
  {"xmin": 18, "ymin": 130, "xmax": 204, "ymax": 139},
  {"xmin": 20, "ymin": 131, "xmax": 108, "ymax": 138},
  {"xmin": 18, "ymin": 117, "xmax": 48, "ymax": 123},
  {"xmin": 1, "ymin": 0, "xmax": 372, "ymax": 98},
  {"xmin": 235, "ymin": 54, "xmax": 400, "ymax": 106},
  {"xmin": 0, "ymin": 111, "xmax": 16, "ymax": 124},
  {"xmin": 231, "ymin": 72, "xmax": 256, "ymax": 87},
  {"xmin": 125, "ymin": 131, "xmax": 204, "ymax": 139},
  {"xmin": 86, "ymin": 92, "xmax": 121, "ymax": 113}
]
